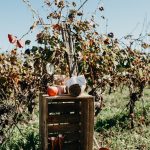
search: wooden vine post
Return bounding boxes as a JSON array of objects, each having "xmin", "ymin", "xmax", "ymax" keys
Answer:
[{"xmin": 61, "ymin": 22, "xmax": 77, "ymax": 77}]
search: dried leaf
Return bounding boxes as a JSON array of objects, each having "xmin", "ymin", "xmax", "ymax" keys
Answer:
[
  {"xmin": 77, "ymin": 12, "xmax": 83, "ymax": 16},
  {"xmin": 99, "ymin": 6, "xmax": 104, "ymax": 11},
  {"xmin": 30, "ymin": 21, "xmax": 39, "ymax": 30},
  {"xmin": 44, "ymin": 0, "xmax": 51, "ymax": 6},
  {"xmin": 141, "ymin": 43, "xmax": 149, "ymax": 49},
  {"xmin": 11, "ymin": 49, "xmax": 17, "ymax": 55},
  {"xmin": 52, "ymin": 24, "xmax": 62, "ymax": 31},
  {"xmin": 108, "ymin": 32, "xmax": 114, "ymax": 38},
  {"xmin": 72, "ymin": 2, "xmax": 76, "ymax": 7},
  {"xmin": 101, "ymin": 16, "xmax": 105, "ymax": 19},
  {"xmin": 57, "ymin": 0, "xmax": 64, "ymax": 8},
  {"xmin": 54, "ymin": 0, "xmax": 58, "ymax": 5},
  {"xmin": 104, "ymin": 38, "xmax": 110, "ymax": 45},
  {"xmin": 89, "ymin": 39, "xmax": 94, "ymax": 46},
  {"xmin": 139, "ymin": 68, "xmax": 143, "ymax": 77},
  {"xmin": 25, "ymin": 40, "xmax": 31, "ymax": 45}
]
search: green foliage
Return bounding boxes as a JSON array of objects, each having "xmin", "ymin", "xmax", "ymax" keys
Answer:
[{"xmin": 0, "ymin": 120, "xmax": 39, "ymax": 150}]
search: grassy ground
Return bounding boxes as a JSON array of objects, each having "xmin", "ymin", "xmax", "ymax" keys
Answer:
[
  {"xmin": 0, "ymin": 110, "xmax": 39, "ymax": 150},
  {"xmin": 0, "ymin": 87, "xmax": 149, "ymax": 150},
  {"xmin": 95, "ymin": 87, "xmax": 150, "ymax": 150}
]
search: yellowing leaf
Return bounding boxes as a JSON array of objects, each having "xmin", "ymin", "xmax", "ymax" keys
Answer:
[{"xmin": 139, "ymin": 68, "xmax": 143, "ymax": 77}]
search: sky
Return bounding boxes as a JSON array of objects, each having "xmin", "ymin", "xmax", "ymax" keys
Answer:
[{"xmin": 0, "ymin": 0, "xmax": 150, "ymax": 52}]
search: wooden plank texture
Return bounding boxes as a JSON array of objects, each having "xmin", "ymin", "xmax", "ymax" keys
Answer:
[
  {"xmin": 63, "ymin": 141, "xmax": 81, "ymax": 150},
  {"xmin": 48, "ymin": 131, "xmax": 80, "ymax": 142},
  {"xmin": 39, "ymin": 94, "xmax": 94, "ymax": 150},
  {"xmin": 48, "ymin": 102, "xmax": 80, "ymax": 113},
  {"xmin": 81, "ymin": 99, "xmax": 89, "ymax": 150},
  {"xmin": 39, "ymin": 93, "xmax": 43, "ymax": 150},
  {"xmin": 48, "ymin": 141, "xmax": 80, "ymax": 150},
  {"xmin": 42, "ymin": 97, "xmax": 48, "ymax": 150},
  {"xmin": 43, "ymin": 94, "xmax": 93, "ymax": 100},
  {"xmin": 88, "ymin": 98, "xmax": 94, "ymax": 150},
  {"xmin": 48, "ymin": 114, "xmax": 81, "ymax": 123},
  {"xmin": 48, "ymin": 123, "xmax": 81, "ymax": 133}
]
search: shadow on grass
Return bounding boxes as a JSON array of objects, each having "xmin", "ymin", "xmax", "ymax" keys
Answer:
[
  {"xmin": 95, "ymin": 99, "xmax": 150, "ymax": 132},
  {"xmin": 95, "ymin": 113, "xmax": 130, "ymax": 132}
]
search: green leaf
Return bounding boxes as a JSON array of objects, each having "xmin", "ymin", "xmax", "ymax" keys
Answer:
[
  {"xmin": 25, "ymin": 40, "xmax": 31, "ymax": 45},
  {"xmin": 0, "ymin": 77, "xmax": 7, "ymax": 84}
]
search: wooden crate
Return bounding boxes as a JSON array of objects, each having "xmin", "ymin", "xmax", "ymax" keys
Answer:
[{"xmin": 39, "ymin": 94, "xmax": 94, "ymax": 150}]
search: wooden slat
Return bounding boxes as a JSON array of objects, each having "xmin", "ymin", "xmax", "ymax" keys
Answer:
[
  {"xmin": 39, "ymin": 93, "xmax": 43, "ymax": 150},
  {"xmin": 43, "ymin": 94, "xmax": 94, "ymax": 100},
  {"xmin": 48, "ymin": 99, "xmax": 78, "ymax": 102},
  {"xmin": 48, "ymin": 131, "xmax": 80, "ymax": 142},
  {"xmin": 81, "ymin": 98, "xmax": 94, "ymax": 150},
  {"xmin": 48, "ymin": 124, "xmax": 80, "ymax": 133},
  {"xmin": 63, "ymin": 141, "xmax": 81, "ymax": 150},
  {"xmin": 48, "ymin": 102, "xmax": 80, "ymax": 113},
  {"xmin": 64, "ymin": 132, "xmax": 80, "ymax": 142},
  {"xmin": 80, "ymin": 100, "xmax": 88, "ymax": 150},
  {"xmin": 48, "ymin": 114, "xmax": 81, "ymax": 123},
  {"xmin": 48, "ymin": 141, "xmax": 80, "ymax": 150},
  {"xmin": 42, "ymin": 97, "xmax": 48, "ymax": 150},
  {"xmin": 88, "ymin": 98, "xmax": 94, "ymax": 150}
]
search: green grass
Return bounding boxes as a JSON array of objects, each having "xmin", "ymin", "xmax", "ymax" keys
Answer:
[
  {"xmin": 0, "ymin": 113, "xmax": 39, "ymax": 150},
  {"xmin": 95, "ymin": 87, "xmax": 150, "ymax": 150}
]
